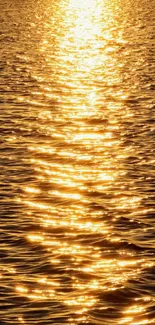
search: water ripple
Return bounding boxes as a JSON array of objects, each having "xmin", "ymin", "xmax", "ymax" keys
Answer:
[{"xmin": 1, "ymin": 0, "xmax": 155, "ymax": 324}]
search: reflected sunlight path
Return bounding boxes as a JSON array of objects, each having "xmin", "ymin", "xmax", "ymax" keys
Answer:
[{"xmin": 13, "ymin": 1, "xmax": 155, "ymax": 324}]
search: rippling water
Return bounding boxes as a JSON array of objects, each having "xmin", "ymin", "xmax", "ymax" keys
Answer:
[{"xmin": 0, "ymin": 0, "xmax": 155, "ymax": 324}]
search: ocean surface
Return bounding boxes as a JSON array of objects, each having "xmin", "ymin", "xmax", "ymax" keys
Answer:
[{"xmin": 0, "ymin": 0, "xmax": 155, "ymax": 324}]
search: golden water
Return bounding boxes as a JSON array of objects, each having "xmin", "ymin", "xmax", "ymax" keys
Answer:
[{"xmin": 0, "ymin": 0, "xmax": 155, "ymax": 324}]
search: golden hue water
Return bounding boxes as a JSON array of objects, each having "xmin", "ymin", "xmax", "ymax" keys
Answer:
[{"xmin": 0, "ymin": 0, "xmax": 155, "ymax": 324}]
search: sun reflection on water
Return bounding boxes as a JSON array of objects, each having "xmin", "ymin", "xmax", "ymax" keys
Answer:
[{"xmin": 12, "ymin": 0, "xmax": 155, "ymax": 324}]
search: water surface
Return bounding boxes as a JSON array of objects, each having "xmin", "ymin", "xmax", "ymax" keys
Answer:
[{"xmin": 0, "ymin": 0, "xmax": 155, "ymax": 324}]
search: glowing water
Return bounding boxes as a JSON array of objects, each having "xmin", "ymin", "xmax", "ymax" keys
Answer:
[{"xmin": 0, "ymin": 0, "xmax": 155, "ymax": 324}]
